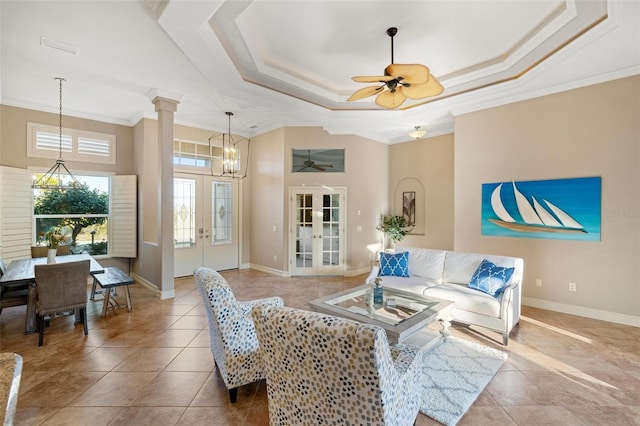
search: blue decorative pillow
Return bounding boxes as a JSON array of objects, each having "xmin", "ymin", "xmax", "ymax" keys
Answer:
[
  {"xmin": 379, "ymin": 251, "xmax": 410, "ymax": 277},
  {"xmin": 469, "ymin": 259, "xmax": 515, "ymax": 298}
]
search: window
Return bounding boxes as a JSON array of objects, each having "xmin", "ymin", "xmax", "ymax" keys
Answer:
[
  {"xmin": 173, "ymin": 139, "xmax": 224, "ymax": 172},
  {"xmin": 212, "ymin": 181, "xmax": 232, "ymax": 245},
  {"xmin": 33, "ymin": 175, "xmax": 110, "ymax": 256},
  {"xmin": 27, "ymin": 122, "xmax": 116, "ymax": 164},
  {"xmin": 174, "ymin": 178, "xmax": 196, "ymax": 248}
]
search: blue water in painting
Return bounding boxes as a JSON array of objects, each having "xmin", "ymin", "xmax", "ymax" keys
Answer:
[{"xmin": 481, "ymin": 177, "xmax": 601, "ymax": 241}]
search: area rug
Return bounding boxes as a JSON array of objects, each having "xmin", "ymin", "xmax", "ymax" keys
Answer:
[{"xmin": 420, "ymin": 336, "xmax": 508, "ymax": 426}]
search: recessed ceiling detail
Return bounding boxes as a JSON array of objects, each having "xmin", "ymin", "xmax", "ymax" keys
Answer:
[{"xmin": 209, "ymin": 0, "xmax": 607, "ymax": 111}]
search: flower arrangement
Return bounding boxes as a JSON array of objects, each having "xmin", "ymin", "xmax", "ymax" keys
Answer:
[{"xmin": 43, "ymin": 227, "xmax": 68, "ymax": 249}]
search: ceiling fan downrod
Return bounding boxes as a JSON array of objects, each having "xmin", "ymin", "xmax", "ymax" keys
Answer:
[{"xmin": 387, "ymin": 27, "xmax": 397, "ymax": 65}]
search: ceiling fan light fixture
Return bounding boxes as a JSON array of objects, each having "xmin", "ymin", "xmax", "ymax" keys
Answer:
[
  {"xmin": 347, "ymin": 27, "xmax": 444, "ymax": 109},
  {"xmin": 408, "ymin": 126, "xmax": 427, "ymax": 139}
]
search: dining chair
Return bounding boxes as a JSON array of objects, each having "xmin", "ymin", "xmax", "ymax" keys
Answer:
[
  {"xmin": 194, "ymin": 266, "xmax": 284, "ymax": 403},
  {"xmin": 30, "ymin": 245, "xmax": 70, "ymax": 258},
  {"xmin": 252, "ymin": 304, "xmax": 423, "ymax": 426},
  {"xmin": 34, "ymin": 259, "xmax": 90, "ymax": 346}
]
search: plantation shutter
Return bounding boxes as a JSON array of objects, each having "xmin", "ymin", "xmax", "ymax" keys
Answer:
[
  {"xmin": 110, "ymin": 175, "xmax": 137, "ymax": 258},
  {"xmin": 0, "ymin": 166, "xmax": 33, "ymax": 261}
]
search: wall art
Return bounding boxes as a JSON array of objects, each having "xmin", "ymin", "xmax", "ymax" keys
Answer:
[
  {"xmin": 292, "ymin": 149, "xmax": 345, "ymax": 173},
  {"xmin": 481, "ymin": 176, "xmax": 601, "ymax": 241},
  {"xmin": 402, "ymin": 191, "xmax": 416, "ymax": 226}
]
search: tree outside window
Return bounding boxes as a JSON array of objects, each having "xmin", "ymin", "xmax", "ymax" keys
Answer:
[{"xmin": 33, "ymin": 176, "xmax": 109, "ymax": 255}]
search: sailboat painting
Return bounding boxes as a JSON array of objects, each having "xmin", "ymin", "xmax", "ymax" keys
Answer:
[{"xmin": 481, "ymin": 177, "xmax": 601, "ymax": 241}]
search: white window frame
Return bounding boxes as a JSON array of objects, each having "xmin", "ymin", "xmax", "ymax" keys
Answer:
[{"xmin": 27, "ymin": 122, "xmax": 116, "ymax": 164}]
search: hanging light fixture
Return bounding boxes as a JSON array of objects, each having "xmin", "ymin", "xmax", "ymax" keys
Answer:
[
  {"xmin": 32, "ymin": 77, "xmax": 81, "ymax": 190},
  {"xmin": 208, "ymin": 111, "xmax": 250, "ymax": 180},
  {"xmin": 408, "ymin": 125, "xmax": 427, "ymax": 140}
]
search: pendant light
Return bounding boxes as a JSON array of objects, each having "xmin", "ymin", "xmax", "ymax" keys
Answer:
[
  {"xmin": 32, "ymin": 77, "xmax": 81, "ymax": 190},
  {"xmin": 208, "ymin": 112, "xmax": 250, "ymax": 180}
]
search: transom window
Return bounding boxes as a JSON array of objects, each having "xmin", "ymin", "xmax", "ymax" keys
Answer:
[{"xmin": 27, "ymin": 122, "xmax": 116, "ymax": 164}]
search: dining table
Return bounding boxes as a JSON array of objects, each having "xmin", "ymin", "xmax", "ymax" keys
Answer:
[{"xmin": 0, "ymin": 254, "xmax": 104, "ymax": 334}]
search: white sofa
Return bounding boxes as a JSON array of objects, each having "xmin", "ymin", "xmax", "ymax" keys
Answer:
[{"xmin": 366, "ymin": 247, "xmax": 523, "ymax": 345}]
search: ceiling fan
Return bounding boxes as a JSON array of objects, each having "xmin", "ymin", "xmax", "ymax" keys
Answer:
[
  {"xmin": 347, "ymin": 27, "xmax": 444, "ymax": 109},
  {"xmin": 296, "ymin": 150, "xmax": 333, "ymax": 172}
]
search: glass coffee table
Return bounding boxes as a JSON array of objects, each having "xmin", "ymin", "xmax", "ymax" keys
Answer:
[{"xmin": 309, "ymin": 285, "xmax": 453, "ymax": 350}]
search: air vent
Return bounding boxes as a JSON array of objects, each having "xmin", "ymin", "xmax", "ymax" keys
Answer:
[{"xmin": 40, "ymin": 37, "xmax": 79, "ymax": 55}]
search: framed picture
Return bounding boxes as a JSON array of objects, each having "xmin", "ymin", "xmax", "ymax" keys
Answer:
[
  {"xmin": 481, "ymin": 176, "xmax": 601, "ymax": 241},
  {"xmin": 292, "ymin": 149, "xmax": 345, "ymax": 173},
  {"xmin": 402, "ymin": 191, "xmax": 416, "ymax": 226}
]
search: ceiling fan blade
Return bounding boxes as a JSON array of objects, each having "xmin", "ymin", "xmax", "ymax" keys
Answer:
[
  {"xmin": 352, "ymin": 75, "xmax": 395, "ymax": 83},
  {"xmin": 375, "ymin": 89, "xmax": 407, "ymax": 108},
  {"xmin": 347, "ymin": 85, "xmax": 385, "ymax": 101},
  {"xmin": 313, "ymin": 166, "xmax": 326, "ymax": 172},
  {"xmin": 385, "ymin": 64, "xmax": 430, "ymax": 85},
  {"xmin": 399, "ymin": 75, "xmax": 444, "ymax": 99}
]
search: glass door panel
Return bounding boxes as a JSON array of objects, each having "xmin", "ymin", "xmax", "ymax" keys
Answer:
[{"xmin": 290, "ymin": 187, "xmax": 345, "ymax": 276}]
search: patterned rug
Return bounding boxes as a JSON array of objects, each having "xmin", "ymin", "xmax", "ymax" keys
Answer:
[{"xmin": 420, "ymin": 336, "xmax": 507, "ymax": 426}]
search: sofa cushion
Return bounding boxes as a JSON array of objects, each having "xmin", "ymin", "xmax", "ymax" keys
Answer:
[
  {"xmin": 406, "ymin": 248, "xmax": 446, "ymax": 283},
  {"xmin": 443, "ymin": 252, "xmax": 485, "ymax": 285},
  {"xmin": 469, "ymin": 259, "xmax": 515, "ymax": 298},
  {"xmin": 423, "ymin": 283, "xmax": 502, "ymax": 318},
  {"xmin": 379, "ymin": 251, "xmax": 410, "ymax": 277}
]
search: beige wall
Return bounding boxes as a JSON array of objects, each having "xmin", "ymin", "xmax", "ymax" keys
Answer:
[
  {"xmin": 0, "ymin": 105, "xmax": 134, "ymax": 174},
  {"xmin": 389, "ymin": 133, "xmax": 455, "ymax": 251},
  {"xmin": 250, "ymin": 127, "xmax": 285, "ymax": 271},
  {"xmin": 250, "ymin": 127, "xmax": 388, "ymax": 275},
  {"xmin": 132, "ymin": 118, "xmax": 161, "ymax": 288},
  {"xmin": 454, "ymin": 75, "xmax": 640, "ymax": 323}
]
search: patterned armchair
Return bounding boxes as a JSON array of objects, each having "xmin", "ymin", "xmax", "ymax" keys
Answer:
[
  {"xmin": 194, "ymin": 267, "xmax": 284, "ymax": 403},
  {"xmin": 252, "ymin": 305, "xmax": 422, "ymax": 426}
]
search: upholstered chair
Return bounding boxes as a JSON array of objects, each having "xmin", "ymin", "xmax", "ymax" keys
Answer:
[
  {"xmin": 34, "ymin": 259, "xmax": 90, "ymax": 346},
  {"xmin": 194, "ymin": 266, "xmax": 284, "ymax": 403},
  {"xmin": 252, "ymin": 304, "xmax": 423, "ymax": 426}
]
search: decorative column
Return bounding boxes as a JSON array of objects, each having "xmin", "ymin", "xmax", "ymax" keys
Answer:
[{"xmin": 152, "ymin": 95, "xmax": 179, "ymax": 298}]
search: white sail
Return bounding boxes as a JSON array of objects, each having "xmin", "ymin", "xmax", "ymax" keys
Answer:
[
  {"xmin": 532, "ymin": 197, "xmax": 563, "ymax": 227},
  {"xmin": 512, "ymin": 182, "xmax": 543, "ymax": 225},
  {"xmin": 544, "ymin": 200, "xmax": 584, "ymax": 229},
  {"xmin": 491, "ymin": 183, "xmax": 515, "ymax": 222}
]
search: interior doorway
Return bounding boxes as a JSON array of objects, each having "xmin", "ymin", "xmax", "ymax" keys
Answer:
[{"xmin": 289, "ymin": 186, "xmax": 346, "ymax": 276}]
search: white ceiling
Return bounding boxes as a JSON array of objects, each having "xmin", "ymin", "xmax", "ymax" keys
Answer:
[{"xmin": 1, "ymin": 0, "xmax": 639, "ymax": 144}]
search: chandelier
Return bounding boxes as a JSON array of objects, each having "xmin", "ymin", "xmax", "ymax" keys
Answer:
[
  {"xmin": 208, "ymin": 112, "xmax": 250, "ymax": 180},
  {"xmin": 32, "ymin": 77, "xmax": 81, "ymax": 190}
]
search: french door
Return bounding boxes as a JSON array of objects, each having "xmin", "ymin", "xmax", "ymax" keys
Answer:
[
  {"xmin": 174, "ymin": 174, "xmax": 239, "ymax": 277},
  {"xmin": 289, "ymin": 187, "xmax": 346, "ymax": 276}
]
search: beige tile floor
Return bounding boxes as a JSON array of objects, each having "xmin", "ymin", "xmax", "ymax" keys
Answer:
[{"xmin": 1, "ymin": 269, "xmax": 639, "ymax": 425}]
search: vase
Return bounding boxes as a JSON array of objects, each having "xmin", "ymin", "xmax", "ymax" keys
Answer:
[{"xmin": 47, "ymin": 249, "xmax": 57, "ymax": 264}]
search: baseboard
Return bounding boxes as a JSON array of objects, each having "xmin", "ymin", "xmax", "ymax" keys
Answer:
[
  {"xmin": 345, "ymin": 266, "xmax": 371, "ymax": 277},
  {"xmin": 522, "ymin": 297, "xmax": 640, "ymax": 328},
  {"xmin": 131, "ymin": 272, "xmax": 175, "ymax": 299},
  {"xmin": 248, "ymin": 264, "xmax": 369, "ymax": 278},
  {"xmin": 249, "ymin": 263, "xmax": 289, "ymax": 277}
]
